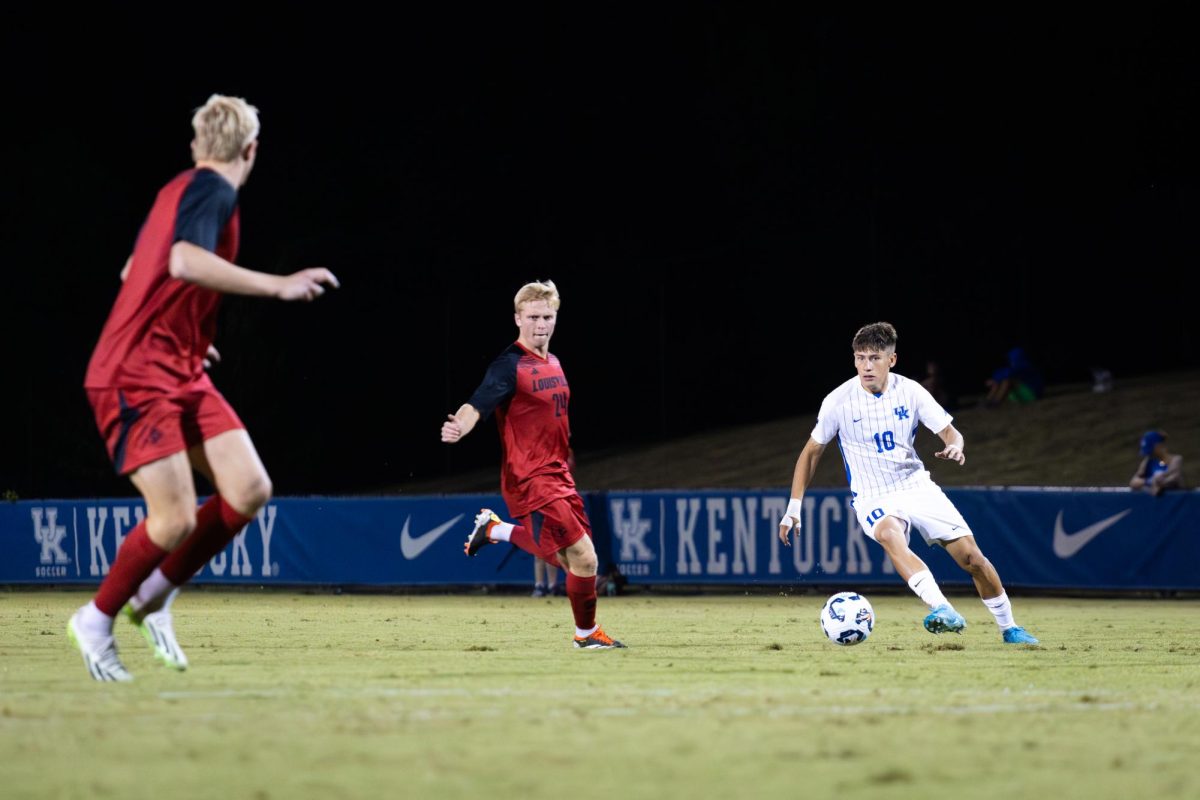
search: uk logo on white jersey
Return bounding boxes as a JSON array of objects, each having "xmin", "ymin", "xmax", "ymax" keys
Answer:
[{"xmin": 812, "ymin": 373, "xmax": 952, "ymax": 500}]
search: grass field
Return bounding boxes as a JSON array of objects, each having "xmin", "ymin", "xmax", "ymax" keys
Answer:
[{"xmin": 2, "ymin": 590, "xmax": 1199, "ymax": 800}]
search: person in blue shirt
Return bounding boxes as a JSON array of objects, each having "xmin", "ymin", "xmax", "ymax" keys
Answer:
[
  {"xmin": 984, "ymin": 347, "xmax": 1044, "ymax": 406},
  {"xmin": 1130, "ymin": 430, "xmax": 1184, "ymax": 496}
]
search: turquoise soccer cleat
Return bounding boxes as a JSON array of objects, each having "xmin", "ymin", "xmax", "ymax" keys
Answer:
[
  {"xmin": 1002, "ymin": 626, "xmax": 1040, "ymax": 645},
  {"xmin": 923, "ymin": 604, "xmax": 967, "ymax": 634}
]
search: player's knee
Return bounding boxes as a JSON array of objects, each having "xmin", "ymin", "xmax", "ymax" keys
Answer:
[
  {"xmin": 154, "ymin": 507, "xmax": 198, "ymax": 548},
  {"xmin": 230, "ymin": 472, "xmax": 272, "ymax": 515},
  {"xmin": 873, "ymin": 522, "xmax": 905, "ymax": 550},
  {"xmin": 252, "ymin": 473, "xmax": 273, "ymax": 508},
  {"xmin": 959, "ymin": 548, "xmax": 990, "ymax": 575},
  {"xmin": 569, "ymin": 548, "xmax": 598, "ymax": 576}
]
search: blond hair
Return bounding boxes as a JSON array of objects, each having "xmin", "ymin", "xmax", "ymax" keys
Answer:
[
  {"xmin": 191, "ymin": 94, "xmax": 260, "ymax": 162},
  {"xmin": 514, "ymin": 280, "xmax": 561, "ymax": 312}
]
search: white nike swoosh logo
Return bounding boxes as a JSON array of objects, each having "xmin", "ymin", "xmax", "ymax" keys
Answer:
[
  {"xmin": 1052, "ymin": 509, "xmax": 1132, "ymax": 558},
  {"xmin": 400, "ymin": 514, "xmax": 465, "ymax": 559}
]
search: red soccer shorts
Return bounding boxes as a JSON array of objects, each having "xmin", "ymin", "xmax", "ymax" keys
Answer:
[
  {"xmin": 519, "ymin": 493, "xmax": 592, "ymax": 559},
  {"xmin": 86, "ymin": 381, "xmax": 244, "ymax": 475}
]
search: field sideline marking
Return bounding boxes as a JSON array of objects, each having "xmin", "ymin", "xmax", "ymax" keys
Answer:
[
  {"xmin": 155, "ymin": 687, "xmax": 1143, "ymax": 700},
  {"xmin": 147, "ymin": 687, "xmax": 1200, "ymax": 719}
]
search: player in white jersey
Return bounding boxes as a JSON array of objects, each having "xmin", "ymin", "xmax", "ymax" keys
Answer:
[{"xmin": 778, "ymin": 322, "xmax": 1039, "ymax": 644}]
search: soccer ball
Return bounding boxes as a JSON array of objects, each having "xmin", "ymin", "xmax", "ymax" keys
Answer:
[{"xmin": 820, "ymin": 592, "xmax": 874, "ymax": 646}]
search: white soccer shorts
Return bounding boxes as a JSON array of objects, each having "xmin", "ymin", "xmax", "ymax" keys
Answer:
[{"xmin": 854, "ymin": 481, "xmax": 971, "ymax": 546}]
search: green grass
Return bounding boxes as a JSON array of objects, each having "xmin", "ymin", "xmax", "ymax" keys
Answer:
[{"xmin": 3, "ymin": 591, "xmax": 1199, "ymax": 800}]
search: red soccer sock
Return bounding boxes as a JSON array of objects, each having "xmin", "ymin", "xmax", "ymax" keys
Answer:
[
  {"xmin": 93, "ymin": 521, "xmax": 169, "ymax": 616},
  {"xmin": 505, "ymin": 524, "xmax": 539, "ymax": 557},
  {"xmin": 159, "ymin": 495, "xmax": 253, "ymax": 585},
  {"xmin": 566, "ymin": 571, "xmax": 598, "ymax": 631}
]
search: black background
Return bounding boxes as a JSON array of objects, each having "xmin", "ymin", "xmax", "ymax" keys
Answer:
[{"xmin": 2, "ymin": 7, "xmax": 1194, "ymax": 498}]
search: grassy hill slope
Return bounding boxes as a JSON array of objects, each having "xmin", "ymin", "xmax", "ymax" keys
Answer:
[{"xmin": 399, "ymin": 370, "xmax": 1197, "ymax": 493}]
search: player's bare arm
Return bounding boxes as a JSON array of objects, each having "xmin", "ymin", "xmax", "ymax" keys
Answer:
[
  {"xmin": 441, "ymin": 404, "xmax": 481, "ymax": 443},
  {"xmin": 779, "ymin": 437, "xmax": 826, "ymax": 545},
  {"xmin": 934, "ymin": 424, "xmax": 965, "ymax": 465},
  {"xmin": 168, "ymin": 241, "xmax": 339, "ymax": 301},
  {"xmin": 119, "ymin": 256, "xmax": 132, "ymax": 282}
]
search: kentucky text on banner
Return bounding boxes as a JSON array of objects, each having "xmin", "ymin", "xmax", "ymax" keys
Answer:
[{"xmin": 4, "ymin": 490, "xmax": 1197, "ymax": 590}]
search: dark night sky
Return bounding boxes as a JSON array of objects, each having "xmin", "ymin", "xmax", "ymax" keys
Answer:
[{"xmin": 1, "ymin": 7, "xmax": 1195, "ymax": 498}]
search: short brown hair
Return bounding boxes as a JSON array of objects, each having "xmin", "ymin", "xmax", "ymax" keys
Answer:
[{"xmin": 852, "ymin": 321, "xmax": 897, "ymax": 352}]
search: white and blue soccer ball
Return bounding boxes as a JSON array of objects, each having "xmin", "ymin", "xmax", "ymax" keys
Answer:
[{"xmin": 820, "ymin": 591, "xmax": 875, "ymax": 646}]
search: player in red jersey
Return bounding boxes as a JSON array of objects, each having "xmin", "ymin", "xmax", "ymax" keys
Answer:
[
  {"xmin": 68, "ymin": 95, "xmax": 339, "ymax": 681},
  {"xmin": 441, "ymin": 281, "xmax": 625, "ymax": 649}
]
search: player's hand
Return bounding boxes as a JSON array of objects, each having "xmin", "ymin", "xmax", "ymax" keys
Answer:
[
  {"xmin": 778, "ymin": 498, "xmax": 804, "ymax": 545},
  {"xmin": 778, "ymin": 515, "xmax": 801, "ymax": 546},
  {"xmin": 277, "ymin": 268, "xmax": 340, "ymax": 302},
  {"xmin": 203, "ymin": 344, "xmax": 221, "ymax": 370},
  {"xmin": 441, "ymin": 414, "xmax": 463, "ymax": 443},
  {"xmin": 935, "ymin": 444, "xmax": 965, "ymax": 465}
]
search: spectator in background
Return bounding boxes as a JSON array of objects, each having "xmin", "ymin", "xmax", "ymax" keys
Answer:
[
  {"xmin": 596, "ymin": 563, "xmax": 627, "ymax": 597},
  {"xmin": 533, "ymin": 557, "xmax": 562, "ymax": 597},
  {"xmin": 1130, "ymin": 430, "xmax": 1184, "ymax": 496},
  {"xmin": 921, "ymin": 360, "xmax": 955, "ymax": 411},
  {"xmin": 984, "ymin": 347, "xmax": 1044, "ymax": 406}
]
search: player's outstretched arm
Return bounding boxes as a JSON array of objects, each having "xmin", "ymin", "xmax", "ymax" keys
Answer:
[
  {"xmin": 275, "ymin": 268, "xmax": 341, "ymax": 302},
  {"xmin": 779, "ymin": 438, "xmax": 826, "ymax": 545},
  {"xmin": 441, "ymin": 404, "xmax": 481, "ymax": 444},
  {"xmin": 168, "ymin": 241, "xmax": 339, "ymax": 301},
  {"xmin": 934, "ymin": 424, "xmax": 966, "ymax": 465}
]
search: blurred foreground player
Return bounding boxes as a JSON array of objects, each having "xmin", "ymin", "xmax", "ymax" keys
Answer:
[
  {"xmin": 441, "ymin": 281, "xmax": 624, "ymax": 649},
  {"xmin": 70, "ymin": 94, "xmax": 339, "ymax": 681}
]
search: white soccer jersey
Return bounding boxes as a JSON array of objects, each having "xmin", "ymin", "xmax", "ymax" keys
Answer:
[{"xmin": 811, "ymin": 372, "xmax": 953, "ymax": 500}]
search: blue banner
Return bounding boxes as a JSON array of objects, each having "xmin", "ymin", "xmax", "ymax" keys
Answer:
[
  {"xmin": 605, "ymin": 489, "xmax": 1200, "ymax": 590},
  {"xmin": 3, "ymin": 489, "xmax": 1198, "ymax": 589},
  {"xmin": 945, "ymin": 488, "xmax": 1199, "ymax": 590},
  {"xmin": 4, "ymin": 495, "xmax": 543, "ymax": 586}
]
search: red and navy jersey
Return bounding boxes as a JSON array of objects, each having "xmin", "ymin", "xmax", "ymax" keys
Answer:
[
  {"xmin": 468, "ymin": 341, "xmax": 576, "ymax": 517},
  {"xmin": 85, "ymin": 168, "xmax": 240, "ymax": 391}
]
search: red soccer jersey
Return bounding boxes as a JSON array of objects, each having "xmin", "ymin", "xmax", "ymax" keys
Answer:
[
  {"xmin": 85, "ymin": 168, "xmax": 240, "ymax": 391},
  {"xmin": 468, "ymin": 341, "xmax": 576, "ymax": 517}
]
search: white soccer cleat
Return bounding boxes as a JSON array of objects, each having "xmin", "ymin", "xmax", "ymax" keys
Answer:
[
  {"xmin": 464, "ymin": 509, "xmax": 502, "ymax": 557},
  {"xmin": 68, "ymin": 610, "xmax": 133, "ymax": 682},
  {"xmin": 125, "ymin": 604, "xmax": 189, "ymax": 671}
]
